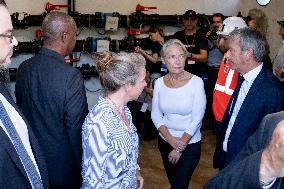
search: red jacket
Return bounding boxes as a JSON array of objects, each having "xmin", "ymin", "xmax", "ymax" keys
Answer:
[{"xmin": 212, "ymin": 55, "xmax": 239, "ymax": 122}]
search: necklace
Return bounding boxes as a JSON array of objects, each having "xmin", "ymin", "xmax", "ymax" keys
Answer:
[
  {"xmin": 168, "ymin": 71, "xmax": 191, "ymax": 88},
  {"xmin": 170, "ymin": 70, "xmax": 185, "ymax": 81},
  {"xmin": 106, "ymin": 97, "xmax": 130, "ymax": 129},
  {"xmin": 184, "ymin": 32, "xmax": 196, "ymax": 51}
]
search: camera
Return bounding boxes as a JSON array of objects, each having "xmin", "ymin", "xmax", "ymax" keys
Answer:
[
  {"xmin": 110, "ymin": 36, "xmax": 153, "ymax": 52},
  {"xmin": 207, "ymin": 29, "xmax": 219, "ymax": 42}
]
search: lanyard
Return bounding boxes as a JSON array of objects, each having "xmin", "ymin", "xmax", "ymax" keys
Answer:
[{"xmin": 184, "ymin": 33, "xmax": 196, "ymax": 52}]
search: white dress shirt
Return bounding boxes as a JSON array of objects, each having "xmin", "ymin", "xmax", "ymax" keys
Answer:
[
  {"xmin": 223, "ymin": 64, "xmax": 263, "ymax": 152},
  {"xmin": 0, "ymin": 94, "xmax": 40, "ymax": 176}
]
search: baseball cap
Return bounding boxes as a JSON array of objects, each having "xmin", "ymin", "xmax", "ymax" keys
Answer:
[
  {"xmin": 183, "ymin": 10, "xmax": 197, "ymax": 20},
  {"xmin": 277, "ymin": 21, "xmax": 284, "ymax": 26},
  {"xmin": 217, "ymin": 17, "xmax": 247, "ymax": 36}
]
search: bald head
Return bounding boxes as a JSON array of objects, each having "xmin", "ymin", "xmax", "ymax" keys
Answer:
[
  {"xmin": 42, "ymin": 12, "xmax": 77, "ymax": 56},
  {"xmin": 42, "ymin": 11, "xmax": 76, "ymax": 45}
]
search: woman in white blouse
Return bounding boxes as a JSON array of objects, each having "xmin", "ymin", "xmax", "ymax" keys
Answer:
[
  {"xmin": 81, "ymin": 51, "xmax": 147, "ymax": 189},
  {"xmin": 151, "ymin": 39, "xmax": 206, "ymax": 189}
]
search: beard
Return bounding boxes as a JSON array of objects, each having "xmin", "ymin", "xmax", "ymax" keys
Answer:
[
  {"xmin": 230, "ymin": 59, "xmax": 239, "ymax": 71},
  {"xmin": 0, "ymin": 48, "xmax": 13, "ymax": 69}
]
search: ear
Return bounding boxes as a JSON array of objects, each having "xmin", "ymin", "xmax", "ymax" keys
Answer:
[
  {"xmin": 123, "ymin": 83, "xmax": 133, "ymax": 93},
  {"xmin": 245, "ymin": 48, "xmax": 254, "ymax": 59},
  {"xmin": 161, "ymin": 56, "xmax": 166, "ymax": 64},
  {"xmin": 61, "ymin": 32, "xmax": 68, "ymax": 43}
]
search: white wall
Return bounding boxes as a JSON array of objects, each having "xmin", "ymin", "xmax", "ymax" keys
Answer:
[
  {"xmin": 6, "ymin": 0, "xmax": 284, "ymax": 57},
  {"xmin": 7, "ymin": 0, "xmax": 241, "ymax": 15},
  {"xmin": 239, "ymin": 0, "xmax": 284, "ymax": 58},
  {"xmin": 5, "ymin": 0, "xmax": 284, "ymax": 108}
]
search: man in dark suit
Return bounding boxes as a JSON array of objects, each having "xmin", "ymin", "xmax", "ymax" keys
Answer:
[
  {"xmin": 15, "ymin": 11, "xmax": 88, "ymax": 188},
  {"xmin": 0, "ymin": 1, "xmax": 48, "ymax": 188},
  {"xmin": 205, "ymin": 111, "xmax": 284, "ymax": 189},
  {"xmin": 213, "ymin": 28, "xmax": 284, "ymax": 169}
]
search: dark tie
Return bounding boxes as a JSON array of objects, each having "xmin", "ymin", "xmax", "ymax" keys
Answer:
[
  {"xmin": 0, "ymin": 100, "xmax": 44, "ymax": 189},
  {"xmin": 228, "ymin": 75, "xmax": 244, "ymax": 116}
]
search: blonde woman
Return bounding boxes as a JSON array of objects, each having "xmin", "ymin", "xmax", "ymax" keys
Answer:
[{"xmin": 82, "ymin": 52, "xmax": 146, "ymax": 189}]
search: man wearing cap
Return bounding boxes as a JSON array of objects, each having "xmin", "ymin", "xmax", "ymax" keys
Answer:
[
  {"xmin": 173, "ymin": 10, "xmax": 208, "ymax": 78},
  {"xmin": 273, "ymin": 20, "xmax": 284, "ymax": 86},
  {"xmin": 213, "ymin": 27, "xmax": 284, "ymax": 170},
  {"xmin": 205, "ymin": 13, "xmax": 225, "ymax": 130},
  {"xmin": 212, "ymin": 17, "xmax": 246, "ymax": 142}
]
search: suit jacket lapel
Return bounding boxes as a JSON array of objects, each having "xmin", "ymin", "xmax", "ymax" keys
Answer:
[
  {"xmin": 230, "ymin": 67, "xmax": 265, "ymax": 135},
  {"xmin": 0, "ymin": 122, "xmax": 30, "ymax": 182},
  {"xmin": 0, "ymin": 82, "xmax": 32, "ymax": 185},
  {"xmin": 0, "ymin": 82, "xmax": 48, "ymax": 188}
]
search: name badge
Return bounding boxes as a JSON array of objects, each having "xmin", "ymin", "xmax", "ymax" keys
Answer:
[
  {"xmin": 224, "ymin": 65, "xmax": 229, "ymax": 73},
  {"xmin": 188, "ymin": 60, "xmax": 195, "ymax": 65},
  {"xmin": 140, "ymin": 103, "xmax": 148, "ymax": 112}
]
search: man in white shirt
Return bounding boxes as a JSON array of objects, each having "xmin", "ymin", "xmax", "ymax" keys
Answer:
[
  {"xmin": 0, "ymin": 1, "xmax": 48, "ymax": 188},
  {"xmin": 213, "ymin": 28, "xmax": 284, "ymax": 169},
  {"xmin": 273, "ymin": 20, "xmax": 284, "ymax": 84}
]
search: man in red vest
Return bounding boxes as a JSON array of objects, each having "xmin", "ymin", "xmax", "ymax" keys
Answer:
[{"xmin": 212, "ymin": 17, "xmax": 247, "ymax": 126}]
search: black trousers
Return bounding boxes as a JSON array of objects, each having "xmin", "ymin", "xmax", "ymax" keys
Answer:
[
  {"xmin": 158, "ymin": 136, "xmax": 201, "ymax": 189},
  {"xmin": 204, "ymin": 66, "xmax": 220, "ymax": 129}
]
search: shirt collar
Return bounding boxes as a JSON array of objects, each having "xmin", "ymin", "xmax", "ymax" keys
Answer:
[
  {"xmin": 40, "ymin": 47, "xmax": 65, "ymax": 63},
  {"xmin": 242, "ymin": 63, "xmax": 263, "ymax": 83}
]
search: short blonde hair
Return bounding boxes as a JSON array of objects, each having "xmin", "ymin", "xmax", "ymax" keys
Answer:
[{"xmin": 95, "ymin": 51, "xmax": 146, "ymax": 93}]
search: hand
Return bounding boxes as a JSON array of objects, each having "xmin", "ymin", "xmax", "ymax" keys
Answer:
[
  {"xmin": 275, "ymin": 68, "xmax": 284, "ymax": 78},
  {"xmin": 168, "ymin": 149, "xmax": 182, "ymax": 164},
  {"xmin": 167, "ymin": 136, "xmax": 181, "ymax": 150},
  {"xmin": 168, "ymin": 137, "xmax": 186, "ymax": 152},
  {"xmin": 260, "ymin": 120, "xmax": 284, "ymax": 183},
  {"xmin": 135, "ymin": 46, "xmax": 142, "ymax": 53},
  {"xmin": 206, "ymin": 31, "xmax": 211, "ymax": 38},
  {"xmin": 136, "ymin": 170, "xmax": 144, "ymax": 189},
  {"xmin": 173, "ymin": 137, "xmax": 187, "ymax": 152}
]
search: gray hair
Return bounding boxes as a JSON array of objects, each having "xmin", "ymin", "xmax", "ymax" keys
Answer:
[
  {"xmin": 248, "ymin": 8, "xmax": 268, "ymax": 37},
  {"xmin": 229, "ymin": 27, "xmax": 268, "ymax": 62},
  {"xmin": 42, "ymin": 11, "xmax": 76, "ymax": 45},
  {"xmin": 0, "ymin": 0, "xmax": 6, "ymax": 6},
  {"xmin": 160, "ymin": 39, "xmax": 187, "ymax": 57},
  {"xmin": 95, "ymin": 51, "xmax": 146, "ymax": 93}
]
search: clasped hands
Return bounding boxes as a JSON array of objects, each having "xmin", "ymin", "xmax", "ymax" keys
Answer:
[{"xmin": 168, "ymin": 137, "xmax": 187, "ymax": 164}]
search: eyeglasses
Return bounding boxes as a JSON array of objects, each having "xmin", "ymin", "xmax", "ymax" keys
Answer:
[
  {"xmin": 166, "ymin": 54, "xmax": 186, "ymax": 62},
  {"xmin": 0, "ymin": 32, "xmax": 14, "ymax": 43}
]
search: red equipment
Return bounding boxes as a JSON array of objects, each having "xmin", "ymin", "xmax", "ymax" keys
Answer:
[
  {"xmin": 45, "ymin": 2, "xmax": 70, "ymax": 12},
  {"xmin": 135, "ymin": 4, "xmax": 157, "ymax": 12}
]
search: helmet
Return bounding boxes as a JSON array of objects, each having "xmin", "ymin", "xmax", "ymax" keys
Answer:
[{"xmin": 217, "ymin": 17, "xmax": 247, "ymax": 36}]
